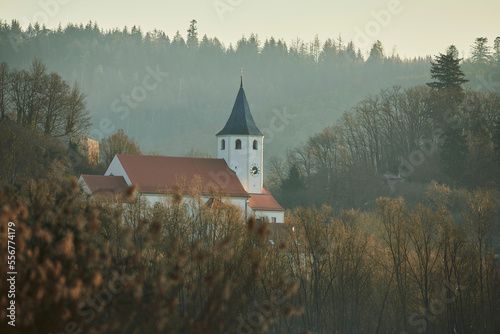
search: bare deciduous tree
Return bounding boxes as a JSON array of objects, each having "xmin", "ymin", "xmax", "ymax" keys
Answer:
[{"xmin": 100, "ymin": 128, "xmax": 142, "ymax": 165}]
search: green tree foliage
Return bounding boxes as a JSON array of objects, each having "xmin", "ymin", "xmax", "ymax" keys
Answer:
[
  {"xmin": 281, "ymin": 164, "xmax": 304, "ymax": 191},
  {"xmin": 279, "ymin": 164, "xmax": 305, "ymax": 208},
  {"xmin": 494, "ymin": 37, "xmax": 500, "ymax": 62},
  {"xmin": 471, "ymin": 37, "xmax": 492, "ymax": 64},
  {"xmin": 367, "ymin": 40, "xmax": 384, "ymax": 63},
  {"xmin": 462, "ymin": 37, "xmax": 500, "ymax": 92},
  {"xmin": 319, "ymin": 38, "xmax": 337, "ymax": 65},
  {"xmin": 426, "ymin": 52, "xmax": 469, "ymax": 94},
  {"xmin": 99, "ymin": 129, "xmax": 142, "ymax": 166},
  {"xmin": 186, "ymin": 19, "xmax": 198, "ymax": 49},
  {"xmin": 447, "ymin": 45, "xmax": 459, "ymax": 59}
]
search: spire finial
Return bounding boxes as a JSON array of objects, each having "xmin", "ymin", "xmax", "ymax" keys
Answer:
[{"xmin": 240, "ymin": 65, "xmax": 243, "ymax": 87}]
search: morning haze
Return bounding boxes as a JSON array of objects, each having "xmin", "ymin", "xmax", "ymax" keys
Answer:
[
  {"xmin": 0, "ymin": 0, "xmax": 500, "ymax": 333},
  {"xmin": 2, "ymin": 0, "xmax": 499, "ymax": 57}
]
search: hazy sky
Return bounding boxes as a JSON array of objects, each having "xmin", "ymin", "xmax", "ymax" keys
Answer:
[{"xmin": 2, "ymin": 0, "xmax": 499, "ymax": 58}]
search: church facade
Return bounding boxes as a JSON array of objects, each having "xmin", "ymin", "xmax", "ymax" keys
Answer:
[{"xmin": 80, "ymin": 78, "xmax": 285, "ymax": 223}]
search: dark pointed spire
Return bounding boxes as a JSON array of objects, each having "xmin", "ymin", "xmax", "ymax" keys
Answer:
[{"xmin": 217, "ymin": 78, "xmax": 263, "ymax": 136}]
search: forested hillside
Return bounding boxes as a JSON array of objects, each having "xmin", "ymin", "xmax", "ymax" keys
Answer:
[
  {"xmin": 1, "ymin": 19, "xmax": 499, "ymax": 208},
  {"xmin": 0, "ymin": 19, "xmax": 436, "ymax": 159},
  {"xmin": 1, "ymin": 17, "xmax": 500, "ymax": 334},
  {"xmin": 267, "ymin": 42, "xmax": 500, "ymax": 213}
]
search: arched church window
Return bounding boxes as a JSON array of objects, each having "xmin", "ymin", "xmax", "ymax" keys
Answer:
[
  {"xmin": 235, "ymin": 139, "xmax": 242, "ymax": 150},
  {"xmin": 253, "ymin": 140, "xmax": 258, "ymax": 150},
  {"xmin": 221, "ymin": 139, "xmax": 225, "ymax": 150}
]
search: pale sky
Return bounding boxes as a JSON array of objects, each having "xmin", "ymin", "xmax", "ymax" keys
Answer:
[{"xmin": 1, "ymin": 0, "xmax": 499, "ymax": 58}]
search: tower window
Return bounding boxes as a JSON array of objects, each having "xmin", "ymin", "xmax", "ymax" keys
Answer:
[
  {"xmin": 221, "ymin": 139, "xmax": 225, "ymax": 150},
  {"xmin": 253, "ymin": 140, "xmax": 258, "ymax": 150},
  {"xmin": 235, "ymin": 139, "xmax": 241, "ymax": 150}
]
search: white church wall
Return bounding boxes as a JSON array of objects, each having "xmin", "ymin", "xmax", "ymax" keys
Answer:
[
  {"xmin": 140, "ymin": 193, "xmax": 248, "ymax": 215},
  {"xmin": 105, "ymin": 156, "xmax": 132, "ymax": 185},
  {"xmin": 217, "ymin": 137, "xmax": 229, "ymax": 162},
  {"xmin": 140, "ymin": 194, "xmax": 165, "ymax": 206},
  {"xmin": 246, "ymin": 136, "xmax": 263, "ymax": 194},
  {"xmin": 228, "ymin": 136, "xmax": 249, "ymax": 190},
  {"xmin": 218, "ymin": 135, "xmax": 264, "ymax": 194},
  {"xmin": 78, "ymin": 176, "xmax": 91, "ymax": 195},
  {"xmin": 252, "ymin": 210, "xmax": 284, "ymax": 224}
]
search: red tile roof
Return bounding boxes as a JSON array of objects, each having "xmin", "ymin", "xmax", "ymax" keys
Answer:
[
  {"xmin": 80, "ymin": 175, "xmax": 129, "ymax": 199},
  {"xmin": 248, "ymin": 193, "xmax": 284, "ymax": 211},
  {"xmin": 115, "ymin": 155, "xmax": 248, "ymax": 197}
]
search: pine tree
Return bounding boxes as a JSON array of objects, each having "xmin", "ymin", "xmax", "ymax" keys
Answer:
[
  {"xmin": 494, "ymin": 37, "xmax": 500, "ymax": 62},
  {"xmin": 280, "ymin": 164, "xmax": 305, "ymax": 208},
  {"xmin": 427, "ymin": 52, "xmax": 469, "ymax": 91},
  {"xmin": 281, "ymin": 164, "xmax": 304, "ymax": 192},
  {"xmin": 427, "ymin": 50, "xmax": 469, "ymax": 124},
  {"xmin": 187, "ymin": 19, "xmax": 198, "ymax": 49},
  {"xmin": 367, "ymin": 40, "xmax": 384, "ymax": 63},
  {"xmin": 447, "ymin": 45, "xmax": 459, "ymax": 59},
  {"xmin": 470, "ymin": 37, "xmax": 491, "ymax": 64},
  {"xmin": 172, "ymin": 30, "xmax": 186, "ymax": 49}
]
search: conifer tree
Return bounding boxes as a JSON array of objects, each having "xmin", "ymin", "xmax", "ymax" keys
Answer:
[
  {"xmin": 367, "ymin": 40, "xmax": 384, "ymax": 63},
  {"xmin": 187, "ymin": 19, "xmax": 198, "ymax": 49},
  {"xmin": 427, "ymin": 49, "xmax": 469, "ymax": 125},
  {"xmin": 447, "ymin": 45, "xmax": 459, "ymax": 59},
  {"xmin": 280, "ymin": 164, "xmax": 305, "ymax": 208},
  {"xmin": 426, "ymin": 52, "xmax": 469, "ymax": 91},
  {"xmin": 494, "ymin": 37, "xmax": 500, "ymax": 62},
  {"xmin": 471, "ymin": 37, "xmax": 492, "ymax": 64}
]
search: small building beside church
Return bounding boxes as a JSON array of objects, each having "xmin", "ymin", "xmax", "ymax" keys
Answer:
[{"xmin": 80, "ymin": 78, "xmax": 285, "ymax": 223}]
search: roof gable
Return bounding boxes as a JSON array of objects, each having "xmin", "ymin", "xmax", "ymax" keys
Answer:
[
  {"xmin": 248, "ymin": 192, "xmax": 284, "ymax": 212},
  {"xmin": 80, "ymin": 175, "xmax": 129, "ymax": 199},
  {"xmin": 116, "ymin": 154, "xmax": 248, "ymax": 197},
  {"xmin": 216, "ymin": 80, "xmax": 263, "ymax": 136}
]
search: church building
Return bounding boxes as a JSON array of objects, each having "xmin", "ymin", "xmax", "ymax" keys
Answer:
[{"xmin": 79, "ymin": 78, "xmax": 285, "ymax": 223}]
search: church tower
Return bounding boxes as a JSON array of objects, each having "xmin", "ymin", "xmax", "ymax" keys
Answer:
[{"xmin": 217, "ymin": 77, "xmax": 264, "ymax": 194}]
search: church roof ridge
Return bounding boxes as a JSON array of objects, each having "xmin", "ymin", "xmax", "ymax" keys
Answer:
[
  {"xmin": 216, "ymin": 79, "xmax": 263, "ymax": 136},
  {"xmin": 113, "ymin": 154, "xmax": 248, "ymax": 197},
  {"xmin": 116, "ymin": 154, "xmax": 223, "ymax": 161}
]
